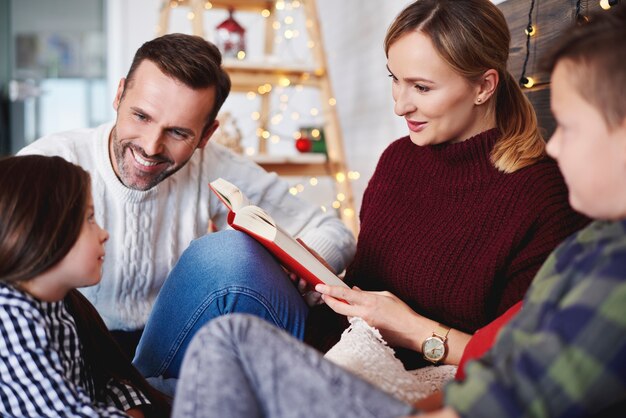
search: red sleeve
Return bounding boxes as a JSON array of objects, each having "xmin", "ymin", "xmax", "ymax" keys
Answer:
[{"xmin": 455, "ymin": 300, "xmax": 523, "ymax": 381}]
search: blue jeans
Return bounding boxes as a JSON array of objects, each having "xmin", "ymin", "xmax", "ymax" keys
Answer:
[
  {"xmin": 172, "ymin": 314, "xmax": 416, "ymax": 418},
  {"xmin": 133, "ymin": 230, "xmax": 309, "ymax": 379}
]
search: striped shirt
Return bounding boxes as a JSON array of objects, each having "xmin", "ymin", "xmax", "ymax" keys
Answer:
[
  {"xmin": 445, "ymin": 219, "xmax": 626, "ymax": 417},
  {"xmin": 0, "ymin": 283, "xmax": 150, "ymax": 417}
]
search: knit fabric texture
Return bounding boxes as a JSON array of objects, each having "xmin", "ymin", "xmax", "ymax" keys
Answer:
[
  {"xmin": 324, "ymin": 317, "xmax": 456, "ymax": 404},
  {"xmin": 18, "ymin": 122, "xmax": 356, "ymax": 331},
  {"xmin": 337, "ymin": 129, "xmax": 588, "ymax": 367}
]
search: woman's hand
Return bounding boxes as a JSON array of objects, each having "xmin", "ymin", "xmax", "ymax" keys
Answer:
[
  {"xmin": 316, "ymin": 284, "xmax": 472, "ymax": 364},
  {"xmin": 315, "ymin": 284, "xmax": 430, "ymax": 351}
]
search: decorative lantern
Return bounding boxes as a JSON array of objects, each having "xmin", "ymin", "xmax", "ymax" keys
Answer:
[{"xmin": 215, "ymin": 7, "xmax": 246, "ymax": 59}]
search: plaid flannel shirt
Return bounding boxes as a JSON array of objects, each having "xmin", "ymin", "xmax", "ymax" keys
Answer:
[
  {"xmin": 0, "ymin": 284, "xmax": 150, "ymax": 417},
  {"xmin": 445, "ymin": 219, "xmax": 626, "ymax": 418}
]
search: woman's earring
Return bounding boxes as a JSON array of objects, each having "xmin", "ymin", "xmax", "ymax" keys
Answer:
[{"xmin": 476, "ymin": 98, "xmax": 482, "ymax": 103}]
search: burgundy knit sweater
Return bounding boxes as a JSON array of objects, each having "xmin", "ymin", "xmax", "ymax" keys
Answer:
[{"xmin": 306, "ymin": 129, "xmax": 588, "ymax": 365}]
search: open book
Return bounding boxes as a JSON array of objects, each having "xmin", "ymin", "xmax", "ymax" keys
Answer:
[{"xmin": 209, "ymin": 178, "xmax": 349, "ymax": 289}]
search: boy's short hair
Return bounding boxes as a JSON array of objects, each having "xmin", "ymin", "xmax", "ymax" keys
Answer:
[{"xmin": 544, "ymin": 4, "xmax": 626, "ymax": 129}]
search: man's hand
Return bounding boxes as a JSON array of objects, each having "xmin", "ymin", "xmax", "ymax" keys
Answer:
[
  {"xmin": 284, "ymin": 238, "xmax": 338, "ymax": 307},
  {"xmin": 125, "ymin": 407, "xmax": 146, "ymax": 418}
]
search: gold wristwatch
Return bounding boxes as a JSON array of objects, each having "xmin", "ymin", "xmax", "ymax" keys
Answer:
[{"xmin": 422, "ymin": 323, "xmax": 451, "ymax": 364}]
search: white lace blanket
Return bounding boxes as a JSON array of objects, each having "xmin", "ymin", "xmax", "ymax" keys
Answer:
[{"xmin": 324, "ymin": 317, "xmax": 456, "ymax": 404}]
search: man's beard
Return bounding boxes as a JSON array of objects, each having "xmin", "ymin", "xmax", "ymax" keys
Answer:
[{"xmin": 111, "ymin": 129, "xmax": 177, "ymax": 191}]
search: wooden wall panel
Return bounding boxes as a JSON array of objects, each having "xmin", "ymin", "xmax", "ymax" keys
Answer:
[{"xmin": 497, "ymin": 0, "xmax": 602, "ymax": 138}]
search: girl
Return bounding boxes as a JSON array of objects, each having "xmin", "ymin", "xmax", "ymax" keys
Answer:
[{"xmin": 0, "ymin": 155, "xmax": 170, "ymax": 417}]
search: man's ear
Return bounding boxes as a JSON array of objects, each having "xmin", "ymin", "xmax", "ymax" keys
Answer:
[
  {"xmin": 475, "ymin": 69, "xmax": 499, "ymax": 105},
  {"xmin": 113, "ymin": 78, "xmax": 126, "ymax": 111},
  {"xmin": 198, "ymin": 120, "xmax": 219, "ymax": 149}
]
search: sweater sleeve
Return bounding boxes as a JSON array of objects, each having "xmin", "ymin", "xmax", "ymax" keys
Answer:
[
  {"xmin": 494, "ymin": 166, "xmax": 589, "ymax": 315},
  {"xmin": 445, "ymin": 256, "xmax": 626, "ymax": 418},
  {"xmin": 0, "ymin": 305, "xmax": 130, "ymax": 417},
  {"xmin": 207, "ymin": 144, "xmax": 357, "ymax": 273}
]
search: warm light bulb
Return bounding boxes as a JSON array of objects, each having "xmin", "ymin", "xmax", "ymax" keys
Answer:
[
  {"xmin": 261, "ymin": 9, "xmax": 271, "ymax": 17},
  {"xmin": 522, "ymin": 76, "xmax": 535, "ymax": 88},
  {"xmin": 309, "ymin": 177, "xmax": 318, "ymax": 186},
  {"xmin": 600, "ymin": 0, "xmax": 611, "ymax": 9},
  {"xmin": 237, "ymin": 51, "xmax": 246, "ymax": 60},
  {"xmin": 524, "ymin": 25, "xmax": 536, "ymax": 36}
]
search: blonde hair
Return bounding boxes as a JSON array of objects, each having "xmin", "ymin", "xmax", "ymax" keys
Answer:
[{"xmin": 385, "ymin": 0, "xmax": 545, "ymax": 173}]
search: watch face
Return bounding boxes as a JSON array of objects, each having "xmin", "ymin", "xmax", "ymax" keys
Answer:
[{"xmin": 423, "ymin": 336, "xmax": 446, "ymax": 362}]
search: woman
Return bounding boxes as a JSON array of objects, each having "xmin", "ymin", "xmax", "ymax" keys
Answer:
[
  {"xmin": 306, "ymin": 0, "xmax": 587, "ymax": 368},
  {"xmin": 136, "ymin": 0, "xmax": 587, "ymax": 381},
  {"xmin": 0, "ymin": 155, "xmax": 170, "ymax": 417},
  {"xmin": 172, "ymin": 4, "xmax": 626, "ymax": 417}
]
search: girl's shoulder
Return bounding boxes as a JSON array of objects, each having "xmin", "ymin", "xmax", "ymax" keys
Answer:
[{"xmin": 0, "ymin": 284, "xmax": 47, "ymax": 339}]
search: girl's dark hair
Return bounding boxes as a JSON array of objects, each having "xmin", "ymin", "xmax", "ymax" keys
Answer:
[
  {"xmin": 0, "ymin": 155, "xmax": 90, "ymax": 283},
  {"xmin": 66, "ymin": 290, "xmax": 172, "ymax": 417},
  {"xmin": 0, "ymin": 155, "xmax": 170, "ymax": 416},
  {"xmin": 384, "ymin": 0, "xmax": 545, "ymax": 173}
]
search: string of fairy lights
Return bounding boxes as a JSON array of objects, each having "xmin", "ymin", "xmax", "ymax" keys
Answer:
[
  {"xmin": 165, "ymin": 0, "xmax": 360, "ymax": 218},
  {"xmin": 519, "ymin": 0, "xmax": 620, "ymax": 89}
]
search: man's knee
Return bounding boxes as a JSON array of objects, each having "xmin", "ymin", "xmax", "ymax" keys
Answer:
[{"xmin": 177, "ymin": 230, "xmax": 277, "ymax": 282}]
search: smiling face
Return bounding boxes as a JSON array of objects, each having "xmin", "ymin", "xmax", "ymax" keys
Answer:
[
  {"xmin": 110, "ymin": 60, "xmax": 219, "ymax": 190},
  {"xmin": 546, "ymin": 61, "xmax": 626, "ymax": 220},
  {"xmin": 387, "ymin": 31, "xmax": 495, "ymax": 146}
]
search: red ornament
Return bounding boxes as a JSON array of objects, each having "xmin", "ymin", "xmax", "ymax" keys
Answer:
[
  {"xmin": 216, "ymin": 7, "xmax": 246, "ymax": 58},
  {"xmin": 295, "ymin": 137, "xmax": 312, "ymax": 153}
]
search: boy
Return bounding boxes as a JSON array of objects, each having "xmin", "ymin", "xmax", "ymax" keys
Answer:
[{"xmin": 438, "ymin": 4, "xmax": 626, "ymax": 417}]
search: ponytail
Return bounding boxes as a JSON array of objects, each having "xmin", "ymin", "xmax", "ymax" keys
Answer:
[{"xmin": 491, "ymin": 71, "xmax": 546, "ymax": 173}]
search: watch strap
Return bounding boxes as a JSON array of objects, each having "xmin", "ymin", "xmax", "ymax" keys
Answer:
[{"xmin": 433, "ymin": 323, "xmax": 451, "ymax": 341}]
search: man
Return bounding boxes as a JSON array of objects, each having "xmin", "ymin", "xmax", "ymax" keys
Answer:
[{"xmin": 18, "ymin": 34, "xmax": 356, "ymax": 361}]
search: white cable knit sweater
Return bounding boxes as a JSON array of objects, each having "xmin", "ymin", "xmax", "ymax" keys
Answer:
[{"xmin": 19, "ymin": 122, "xmax": 356, "ymax": 330}]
